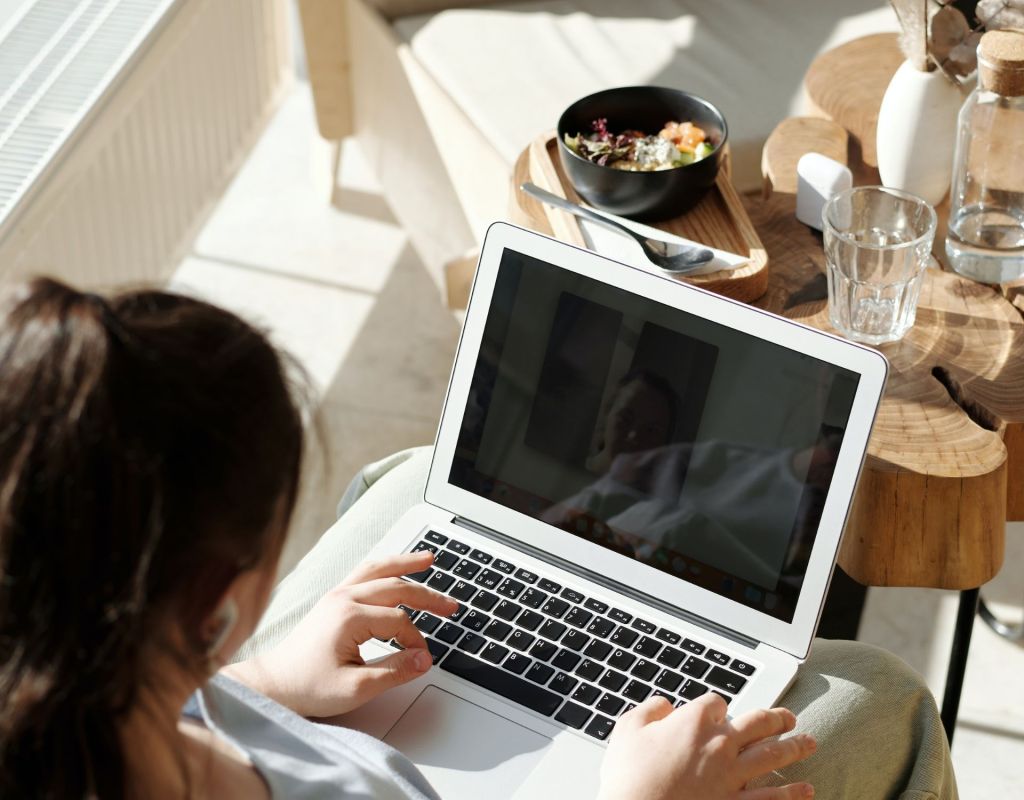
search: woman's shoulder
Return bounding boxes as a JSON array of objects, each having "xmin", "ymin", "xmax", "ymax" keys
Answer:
[{"xmin": 198, "ymin": 675, "xmax": 440, "ymax": 800}]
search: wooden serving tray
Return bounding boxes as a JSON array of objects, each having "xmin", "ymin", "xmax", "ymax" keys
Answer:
[{"xmin": 522, "ymin": 131, "xmax": 769, "ymax": 303}]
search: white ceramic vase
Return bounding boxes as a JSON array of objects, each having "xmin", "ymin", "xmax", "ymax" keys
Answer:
[{"xmin": 876, "ymin": 61, "xmax": 966, "ymax": 206}]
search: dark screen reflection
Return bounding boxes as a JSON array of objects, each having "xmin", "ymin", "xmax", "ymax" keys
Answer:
[{"xmin": 451, "ymin": 251, "xmax": 858, "ymax": 623}]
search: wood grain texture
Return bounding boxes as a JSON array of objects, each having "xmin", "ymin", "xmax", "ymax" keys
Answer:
[
  {"xmin": 297, "ymin": 0, "xmax": 353, "ymax": 140},
  {"xmin": 745, "ymin": 190, "xmax": 1024, "ymax": 588},
  {"xmin": 804, "ymin": 33, "xmax": 904, "ymax": 168},
  {"xmin": 520, "ymin": 133, "xmax": 769, "ymax": 304},
  {"xmin": 761, "ymin": 117, "xmax": 849, "ymax": 196}
]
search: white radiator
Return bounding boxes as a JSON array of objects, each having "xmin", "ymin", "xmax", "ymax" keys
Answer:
[{"xmin": 0, "ymin": 0, "xmax": 292, "ymax": 289}]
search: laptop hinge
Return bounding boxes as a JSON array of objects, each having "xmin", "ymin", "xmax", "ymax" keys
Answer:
[{"xmin": 453, "ymin": 517, "xmax": 760, "ymax": 650}]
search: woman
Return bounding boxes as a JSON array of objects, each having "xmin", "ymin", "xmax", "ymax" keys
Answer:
[{"xmin": 0, "ymin": 279, "xmax": 956, "ymax": 798}]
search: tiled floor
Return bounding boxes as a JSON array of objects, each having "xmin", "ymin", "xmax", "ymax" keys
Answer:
[{"xmin": 172, "ymin": 82, "xmax": 1024, "ymax": 798}]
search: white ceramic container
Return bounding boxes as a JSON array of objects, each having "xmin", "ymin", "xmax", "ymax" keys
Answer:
[{"xmin": 876, "ymin": 60, "xmax": 966, "ymax": 206}]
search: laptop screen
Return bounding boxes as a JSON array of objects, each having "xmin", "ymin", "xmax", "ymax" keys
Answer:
[{"xmin": 450, "ymin": 249, "xmax": 860, "ymax": 623}]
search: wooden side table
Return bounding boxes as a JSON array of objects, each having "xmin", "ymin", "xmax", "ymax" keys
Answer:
[{"xmin": 508, "ymin": 37, "xmax": 1024, "ymax": 737}]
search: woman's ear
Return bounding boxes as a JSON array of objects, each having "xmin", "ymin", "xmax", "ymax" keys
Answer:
[{"xmin": 201, "ymin": 595, "xmax": 239, "ymax": 663}]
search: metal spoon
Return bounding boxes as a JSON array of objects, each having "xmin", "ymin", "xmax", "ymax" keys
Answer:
[{"xmin": 520, "ymin": 182, "xmax": 715, "ymax": 273}]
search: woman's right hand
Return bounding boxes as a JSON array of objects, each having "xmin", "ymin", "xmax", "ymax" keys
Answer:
[{"xmin": 598, "ymin": 694, "xmax": 817, "ymax": 800}]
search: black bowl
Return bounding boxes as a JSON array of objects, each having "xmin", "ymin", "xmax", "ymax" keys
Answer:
[{"xmin": 557, "ymin": 86, "xmax": 728, "ymax": 221}]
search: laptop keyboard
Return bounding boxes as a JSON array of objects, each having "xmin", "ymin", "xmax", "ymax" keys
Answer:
[{"xmin": 392, "ymin": 531, "xmax": 758, "ymax": 743}]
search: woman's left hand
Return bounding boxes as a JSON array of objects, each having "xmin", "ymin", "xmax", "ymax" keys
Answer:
[{"xmin": 223, "ymin": 551, "xmax": 458, "ymax": 718}]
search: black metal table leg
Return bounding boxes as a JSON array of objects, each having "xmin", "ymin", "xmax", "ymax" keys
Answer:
[{"xmin": 940, "ymin": 588, "xmax": 980, "ymax": 745}]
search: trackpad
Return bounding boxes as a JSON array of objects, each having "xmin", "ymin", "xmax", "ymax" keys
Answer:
[{"xmin": 384, "ymin": 686, "xmax": 550, "ymax": 798}]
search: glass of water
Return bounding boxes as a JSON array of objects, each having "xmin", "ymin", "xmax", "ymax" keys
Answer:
[{"xmin": 823, "ymin": 186, "xmax": 937, "ymax": 345}]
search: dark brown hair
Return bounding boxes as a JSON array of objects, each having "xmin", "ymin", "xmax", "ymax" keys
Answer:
[{"xmin": 0, "ymin": 278, "xmax": 305, "ymax": 797}]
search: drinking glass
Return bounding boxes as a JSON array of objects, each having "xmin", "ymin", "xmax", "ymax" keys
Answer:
[{"xmin": 823, "ymin": 186, "xmax": 937, "ymax": 345}]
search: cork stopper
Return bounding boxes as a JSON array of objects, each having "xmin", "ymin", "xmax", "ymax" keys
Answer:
[{"xmin": 979, "ymin": 29, "xmax": 1024, "ymax": 96}]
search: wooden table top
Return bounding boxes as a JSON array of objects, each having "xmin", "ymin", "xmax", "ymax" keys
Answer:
[{"xmin": 509, "ymin": 100, "xmax": 1024, "ymax": 591}]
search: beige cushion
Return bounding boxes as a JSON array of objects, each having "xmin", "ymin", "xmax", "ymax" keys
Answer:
[{"xmin": 394, "ymin": 0, "xmax": 899, "ymax": 191}]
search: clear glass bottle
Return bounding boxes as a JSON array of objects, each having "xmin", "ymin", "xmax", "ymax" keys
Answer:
[{"xmin": 946, "ymin": 29, "xmax": 1024, "ymax": 283}]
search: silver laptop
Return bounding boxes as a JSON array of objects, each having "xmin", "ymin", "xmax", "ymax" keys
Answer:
[{"xmin": 340, "ymin": 223, "xmax": 887, "ymax": 798}]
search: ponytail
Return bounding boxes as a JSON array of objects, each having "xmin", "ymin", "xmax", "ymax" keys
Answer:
[{"xmin": 0, "ymin": 278, "xmax": 304, "ymax": 798}]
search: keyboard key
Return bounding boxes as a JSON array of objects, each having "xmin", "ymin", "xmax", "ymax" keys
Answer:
[
  {"xmin": 680, "ymin": 679, "xmax": 709, "ymax": 700},
  {"xmin": 447, "ymin": 540, "xmax": 470, "ymax": 555},
  {"xmin": 470, "ymin": 549, "xmax": 493, "ymax": 564},
  {"xmin": 539, "ymin": 578, "xmax": 562, "ymax": 594},
  {"xmin": 712, "ymin": 691, "xmax": 733, "ymax": 705},
  {"xmin": 608, "ymin": 608, "xmax": 633, "ymax": 625},
  {"xmin": 631, "ymin": 618, "xmax": 657, "ymax": 635},
  {"xmin": 407, "ymin": 566, "xmax": 432, "ymax": 583},
  {"xmin": 681, "ymin": 656, "xmax": 710, "ymax": 679},
  {"xmin": 585, "ymin": 598, "xmax": 609, "ymax": 615},
  {"xmin": 571, "ymin": 683, "xmax": 601, "ymax": 706},
  {"xmin": 598, "ymin": 669, "xmax": 627, "ymax": 692},
  {"xmin": 412, "ymin": 541, "xmax": 438, "ymax": 555},
  {"xmin": 583, "ymin": 640, "xmax": 613, "ymax": 661},
  {"xmin": 481, "ymin": 642, "xmax": 510, "ymax": 665},
  {"xmin": 433, "ymin": 550, "xmax": 459, "ymax": 571},
  {"xmin": 549, "ymin": 672, "xmax": 578, "ymax": 695},
  {"xmin": 471, "ymin": 591, "xmax": 499, "ymax": 612},
  {"xmin": 517, "ymin": 610, "xmax": 544, "ymax": 631},
  {"xmin": 493, "ymin": 600, "xmax": 522, "ymax": 622},
  {"xmin": 453, "ymin": 560, "xmax": 481, "ymax": 580},
  {"xmin": 586, "ymin": 617, "xmax": 616, "ymax": 638},
  {"xmin": 539, "ymin": 620, "xmax": 567, "ymax": 641},
  {"xmin": 610, "ymin": 627, "xmax": 639, "ymax": 648},
  {"xmin": 561, "ymin": 588, "xmax": 585, "ymax": 604},
  {"xmin": 425, "ymin": 531, "xmax": 448, "ymax": 545},
  {"xmin": 425, "ymin": 637, "xmax": 449, "ymax": 664},
  {"xmin": 426, "ymin": 571, "xmax": 455, "ymax": 593},
  {"xmin": 623, "ymin": 680, "xmax": 652, "ymax": 703},
  {"xmin": 449, "ymin": 580, "xmax": 476, "ymax": 602},
  {"xmin": 707, "ymin": 649, "xmax": 730, "ymax": 666},
  {"xmin": 529, "ymin": 640, "xmax": 557, "ymax": 662},
  {"xmin": 584, "ymin": 715, "xmax": 615, "ymax": 741},
  {"xmin": 655, "ymin": 670, "xmax": 683, "ymax": 692},
  {"xmin": 397, "ymin": 604, "xmax": 417, "ymax": 620},
  {"xmin": 596, "ymin": 693, "xmax": 625, "ymax": 716},
  {"xmin": 608, "ymin": 649, "xmax": 636, "ymax": 671},
  {"xmin": 705, "ymin": 666, "xmax": 748, "ymax": 694},
  {"xmin": 507, "ymin": 630, "xmax": 535, "ymax": 652},
  {"xmin": 731, "ymin": 660, "xmax": 756, "ymax": 676},
  {"xmin": 656, "ymin": 628, "xmax": 681, "ymax": 645},
  {"xmin": 652, "ymin": 690, "xmax": 676, "ymax": 705},
  {"xmin": 552, "ymin": 649, "xmax": 581, "ymax": 671},
  {"xmin": 682, "ymin": 638, "xmax": 706, "ymax": 655},
  {"xmin": 630, "ymin": 660, "xmax": 659, "ymax": 681},
  {"xmin": 623, "ymin": 703, "xmax": 636, "ymax": 714},
  {"xmin": 554, "ymin": 701, "xmax": 591, "ymax": 729},
  {"xmin": 656, "ymin": 646, "xmax": 685, "ymax": 669},
  {"xmin": 515, "ymin": 568, "xmax": 539, "ymax": 584},
  {"xmin": 541, "ymin": 597, "xmax": 570, "ymax": 619},
  {"xmin": 449, "ymin": 604, "xmax": 468, "ymax": 622},
  {"xmin": 505, "ymin": 652, "xmax": 531, "ymax": 675},
  {"xmin": 436, "ymin": 622, "xmax": 463, "ymax": 644},
  {"xmin": 526, "ymin": 662, "xmax": 555, "ymax": 686},
  {"xmin": 561, "ymin": 629, "xmax": 590, "ymax": 652},
  {"xmin": 458, "ymin": 632, "xmax": 485, "ymax": 654},
  {"xmin": 483, "ymin": 620, "xmax": 513, "ymax": 641},
  {"xmin": 575, "ymin": 659, "xmax": 603, "ymax": 682},
  {"xmin": 388, "ymin": 638, "xmax": 405, "ymax": 651},
  {"xmin": 442, "ymin": 651, "xmax": 561, "ymax": 716},
  {"xmin": 463, "ymin": 610, "xmax": 490, "ymax": 632},
  {"xmin": 520, "ymin": 588, "xmax": 547, "ymax": 609},
  {"xmin": 497, "ymin": 578, "xmax": 526, "ymax": 599},
  {"xmin": 634, "ymin": 636, "xmax": 662, "ymax": 658},
  {"xmin": 414, "ymin": 613, "xmax": 441, "ymax": 634},
  {"xmin": 564, "ymin": 606, "xmax": 593, "ymax": 629},
  {"xmin": 475, "ymin": 569, "xmax": 503, "ymax": 590},
  {"xmin": 493, "ymin": 559, "xmax": 516, "ymax": 574}
]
